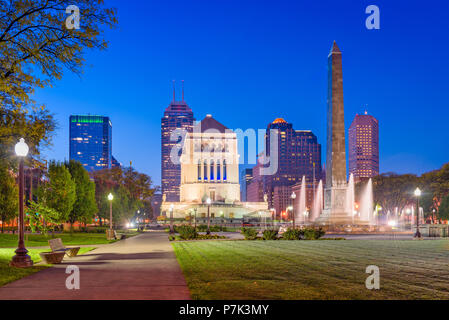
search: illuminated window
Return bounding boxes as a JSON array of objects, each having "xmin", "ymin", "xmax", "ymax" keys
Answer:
[
  {"xmin": 223, "ymin": 160, "xmax": 227, "ymax": 181},
  {"xmin": 217, "ymin": 160, "xmax": 221, "ymax": 181},
  {"xmin": 210, "ymin": 160, "xmax": 214, "ymax": 180}
]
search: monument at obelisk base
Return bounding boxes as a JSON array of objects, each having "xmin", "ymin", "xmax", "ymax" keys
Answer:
[{"xmin": 316, "ymin": 41, "xmax": 369, "ymax": 226}]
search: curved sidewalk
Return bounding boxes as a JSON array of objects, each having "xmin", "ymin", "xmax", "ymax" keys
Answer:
[{"xmin": 0, "ymin": 231, "xmax": 191, "ymax": 300}]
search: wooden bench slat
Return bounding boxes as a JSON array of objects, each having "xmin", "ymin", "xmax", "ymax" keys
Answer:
[{"xmin": 48, "ymin": 238, "xmax": 80, "ymax": 257}]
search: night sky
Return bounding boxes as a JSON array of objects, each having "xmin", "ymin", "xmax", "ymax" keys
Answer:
[{"xmin": 34, "ymin": 0, "xmax": 449, "ymax": 186}]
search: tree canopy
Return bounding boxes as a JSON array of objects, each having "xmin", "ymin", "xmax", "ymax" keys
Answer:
[
  {"xmin": 65, "ymin": 160, "xmax": 97, "ymax": 228},
  {"xmin": 0, "ymin": 0, "xmax": 117, "ymax": 164},
  {"xmin": 91, "ymin": 166, "xmax": 156, "ymax": 226},
  {"xmin": 367, "ymin": 163, "xmax": 449, "ymax": 221},
  {"xmin": 0, "ymin": 163, "xmax": 18, "ymax": 232}
]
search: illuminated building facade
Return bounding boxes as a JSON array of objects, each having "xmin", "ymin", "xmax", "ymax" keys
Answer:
[
  {"xmin": 348, "ymin": 111, "xmax": 379, "ymax": 181},
  {"xmin": 240, "ymin": 168, "xmax": 253, "ymax": 201},
  {"xmin": 69, "ymin": 115, "xmax": 113, "ymax": 172},
  {"xmin": 161, "ymin": 115, "xmax": 268, "ymax": 220},
  {"xmin": 161, "ymin": 89, "xmax": 195, "ymax": 202},
  {"xmin": 248, "ymin": 118, "xmax": 322, "ymax": 217}
]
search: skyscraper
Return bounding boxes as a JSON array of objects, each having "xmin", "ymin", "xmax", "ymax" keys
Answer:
[
  {"xmin": 348, "ymin": 111, "xmax": 379, "ymax": 181},
  {"xmin": 161, "ymin": 82, "xmax": 195, "ymax": 202},
  {"xmin": 69, "ymin": 115, "xmax": 113, "ymax": 172},
  {"xmin": 240, "ymin": 168, "xmax": 253, "ymax": 201},
  {"xmin": 248, "ymin": 118, "xmax": 322, "ymax": 216}
]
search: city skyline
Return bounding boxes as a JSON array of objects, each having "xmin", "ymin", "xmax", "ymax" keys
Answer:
[{"xmin": 33, "ymin": 0, "xmax": 449, "ymax": 185}]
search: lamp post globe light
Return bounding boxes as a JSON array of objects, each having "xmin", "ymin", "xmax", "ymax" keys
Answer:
[
  {"xmin": 107, "ymin": 193, "xmax": 114, "ymax": 240},
  {"xmin": 206, "ymin": 197, "xmax": 211, "ymax": 235},
  {"xmin": 169, "ymin": 204, "xmax": 174, "ymax": 234},
  {"xmin": 414, "ymin": 187, "xmax": 422, "ymax": 239},
  {"xmin": 10, "ymin": 138, "xmax": 33, "ymax": 268}
]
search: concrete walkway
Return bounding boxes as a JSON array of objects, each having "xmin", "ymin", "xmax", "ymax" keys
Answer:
[{"xmin": 0, "ymin": 231, "xmax": 191, "ymax": 300}]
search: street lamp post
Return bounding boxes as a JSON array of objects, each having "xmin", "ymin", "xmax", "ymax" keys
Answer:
[
  {"xmin": 206, "ymin": 198, "xmax": 211, "ymax": 235},
  {"xmin": 10, "ymin": 138, "xmax": 33, "ymax": 268},
  {"xmin": 291, "ymin": 192, "xmax": 296, "ymax": 229},
  {"xmin": 169, "ymin": 204, "xmax": 174, "ymax": 234},
  {"xmin": 137, "ymin": 210, "xmax": 141, "ymax": 231},
  {"xmin": 414, "ymin": 187, "xmax": 422, "ymax": 239},
  {"xmin": 107, "ymin": 193, "xmax": 114, "ymax": 239}
]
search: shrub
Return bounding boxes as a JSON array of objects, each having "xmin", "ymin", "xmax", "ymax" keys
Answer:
[
  {"xmin": 177, "ymin": 225, "xmax": 198, "ymax": 240},
  {"xmin": 197, "ymin": 224, "xmax": 208, "ymax": 232},
  {"xmin": 262, "ymin": 229, "xmax": 278, "ymax": 240},
  {"xmin": 86, "ymin": 226, "xmax": 108, "ymax": 233},
  {"xmin": 303, "ymin": 227, "xmax": 326, "ymax": 240},
  {"xmin": 241, "ymin": 227, "xmax": 258, "ymax": 240},
  {"xmin": 196, "ymin": 234, "xmax": 227, "ymax": 240},
  {"xmin": 282, "ymin": 228, "xmax": 302, "ymax": 240},
  {"xmin": 210, "ymin": 225, "xmax": 227, "ymax": 232}
]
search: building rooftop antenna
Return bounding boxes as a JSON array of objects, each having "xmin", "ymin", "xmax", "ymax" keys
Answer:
[{"xmin": 181, "ymin": 80, "xmax": 185, "ymax": 102}]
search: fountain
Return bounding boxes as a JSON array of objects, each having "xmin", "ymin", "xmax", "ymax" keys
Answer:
[
  {"xmin": 311, "ymin": 180, "xmax": 323, "ymax": 222},
  {"xmin": 359, "ymin": 178, "xmax": 374, "ymax": 225},
  {"xmin": 346, "ymin": 174, "xmax": 355, "ymax": 223},
  {"xmin": 298, "ymin": 176, "xmax": 306, "ymax": 224}
]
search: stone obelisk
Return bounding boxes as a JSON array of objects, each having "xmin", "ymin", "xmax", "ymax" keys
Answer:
[{"xmin": 317, "ymin": 41, "xmax": 352, "ymax": 225}]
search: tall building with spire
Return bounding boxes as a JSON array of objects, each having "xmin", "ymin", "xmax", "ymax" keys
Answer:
[
  {"xmin": 348, "ymin": 111, "xmax": 379, "ymax": 181},
  {"xmin": 161, "ymin": 81, "xmax": 195, "ymax": 202}
]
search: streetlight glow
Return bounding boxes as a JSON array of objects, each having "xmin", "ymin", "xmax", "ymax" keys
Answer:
[
  {"xmin": 414, "ymin": 187, "xmax": 421, "ymax": 197},
  {"xmin": 108, "ymin": 193, "xmax": 114, "ymax": 201},
  {"xmin": 291, "ymin": 192, "xmax": 296, "ymax": 200},
  {"xmin": 15, "ymin": 138, "xmax": 29, "ymax": 157},
  {"xmin": 206, "ymin": 197, "xmax": 211, "ymax": 204}
]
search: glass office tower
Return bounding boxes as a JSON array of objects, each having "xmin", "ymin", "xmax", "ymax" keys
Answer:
[{"xmin": 69, "ymin": 115, "xmax": 112, "ymax": 172}]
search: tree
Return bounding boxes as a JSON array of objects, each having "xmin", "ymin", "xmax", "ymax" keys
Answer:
[
  {"xmin": 0, "ymin": 0, "xmax": 117, "ymax": 110},
  {"xmin": 26, "ymin": 201, "xmax": 60, "ymax": 235},
  {"xmin": 65, "ymin": 160, "xmax": 97, "ymax": 231},
  {"xmin": 0, "ymin": 106, "xmax": 55, "ymax": 166},
  {"xmin": 439, "ymin": 195, "xmax": 449, "ymax": 221},
  {"xmin": 0, "ymin": 164, "xmax": 18, "ymax": 232},
  {"xmin": 91, "ymin": 166, "xmax": 156, "ymax": 227},
  {"xmin": 0, "ymin": 0, "xmax": 117, "ymax": 165},
  {"xmin": 372, "ymin": 173, "xmax": 419, "ymax": 216},
  {"xmin": 40, "ymin": 160, "xmax": 76, "ymax": 223}
]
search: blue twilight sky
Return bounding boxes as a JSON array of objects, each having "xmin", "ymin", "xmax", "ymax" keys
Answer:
[{"xmin": 34, "ymin": 0, "xmax": 449, "ymax": 187}]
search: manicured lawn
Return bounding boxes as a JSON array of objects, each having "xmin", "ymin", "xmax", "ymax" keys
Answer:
[
  {"xmin": 172, "ymin": 240, "xmax": 449, "ymax": 300},
  {"xmin": 0, "ymin": 247, "xmax": 95, "ymax": 287},
  {"xmin": 0, "ymin": 231, "xmax": 138, "ymax": 248}
]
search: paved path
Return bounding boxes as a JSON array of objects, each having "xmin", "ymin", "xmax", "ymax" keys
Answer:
[{"xmin": 0, "ymin": 231, "xmax": 191, "ymax": 300}]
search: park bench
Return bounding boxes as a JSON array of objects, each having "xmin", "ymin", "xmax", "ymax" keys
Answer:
[{"xmin": 48, "ymin": 238, "xmax": 80, "ymax": 257}]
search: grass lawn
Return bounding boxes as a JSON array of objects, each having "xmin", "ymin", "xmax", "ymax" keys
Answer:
[
  {"xmin": 0, "ymin": 247, "xmax": 95, "ymax": 287},
  {"xmin": 172, "ymin": 239, "xmax": 449, "ymax": 300},
  {"xmin": 0, "ymin": 231, "xmax": 139, "ymax": 248}
]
